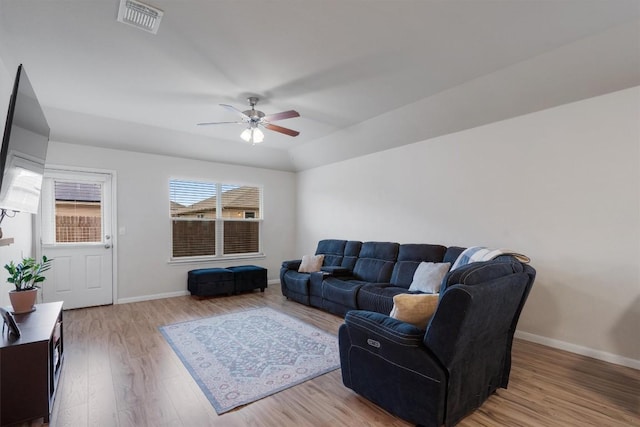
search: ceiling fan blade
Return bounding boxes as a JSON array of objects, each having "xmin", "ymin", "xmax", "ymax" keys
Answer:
[
  {"xmin": 220, "ymin": 104, "xmax": 250, "ymax": 119},
  {"xmin": 264, "ymin": 123, "xmax": 300, "ymax": 137},
  {"xmin": 197, "ymin": 121, "xmax": 243, "ymax": 126},
  {"xmin": 263, "ymin": 110, "xmax": 300, "ymax": 122}
]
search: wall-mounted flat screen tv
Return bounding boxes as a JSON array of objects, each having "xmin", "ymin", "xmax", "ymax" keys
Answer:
[{"xmin": 0, "ymin": 64, "xmax": 49, "ymax": 214}]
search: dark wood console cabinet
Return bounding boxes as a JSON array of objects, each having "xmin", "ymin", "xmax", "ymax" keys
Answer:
[{"xmin": 0, "ymin": 301, "xmax": 64, "ymax": 426}]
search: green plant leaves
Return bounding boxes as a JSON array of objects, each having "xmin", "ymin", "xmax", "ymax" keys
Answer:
[{"xmin": 3, "ymin": 256, "xmax": 53, "ymax": 291}]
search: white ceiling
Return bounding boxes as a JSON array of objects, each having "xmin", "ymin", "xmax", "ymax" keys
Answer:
[{"xmin": 0, "ymin": 1, "xmax": 639, "ymax": 171}]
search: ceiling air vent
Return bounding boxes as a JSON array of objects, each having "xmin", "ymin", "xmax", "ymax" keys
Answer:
[{"xmin": 117, "ymin": 0, "xmax": 164, "ymax": 34}]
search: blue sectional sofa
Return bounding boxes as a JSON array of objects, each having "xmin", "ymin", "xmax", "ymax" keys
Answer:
[
  {"xmin": 280, "ymin": 239, "xmax": 465, "ymax": 316},
  {"xmin": 281, "ymin": 239, "xmax": 536, "ymax": 426}
]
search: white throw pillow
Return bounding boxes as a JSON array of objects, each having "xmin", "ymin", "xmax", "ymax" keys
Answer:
[
  {"xmin": 298, "ymin": 254, "xmax": 325, "ymax": 273},
  {"xmin": 408, "ymin": 262, "xmax": 451, "ymax": 293}
]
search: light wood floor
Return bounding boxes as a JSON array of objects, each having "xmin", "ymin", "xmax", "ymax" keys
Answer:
[{"xmin": 20, "ymin": 283, "xmax": 640, "ymax": 427}]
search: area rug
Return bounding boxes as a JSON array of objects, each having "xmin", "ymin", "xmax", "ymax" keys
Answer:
[{"xmin": 159, "ymin": 307, "xmax": 340, "ymax": 414}]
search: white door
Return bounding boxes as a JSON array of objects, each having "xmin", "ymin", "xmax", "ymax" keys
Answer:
[{"xmin": 39, "ymin": 169, "xmax": 114, "ymax": 309}]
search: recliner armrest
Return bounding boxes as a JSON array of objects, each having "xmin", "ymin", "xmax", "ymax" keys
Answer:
[
  {"xmin": 344, "ymin": 310, "xmax": 425, "ymax": 347},
  {"xmin": 281, "ymin": 259, "xmax": 302, "ymax": 270},
  {"xmin": 340, "ymin": 311, "xmax": 446, "ymax": 388}
]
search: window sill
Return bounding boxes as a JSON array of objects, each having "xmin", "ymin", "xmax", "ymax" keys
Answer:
[{"xmin": 168, "ymin": 253, "xmax": 266, "ymax": 265}]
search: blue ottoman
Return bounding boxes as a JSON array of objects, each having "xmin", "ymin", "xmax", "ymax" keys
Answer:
[
  {"xmin": 187, "ymin": 268, "xmax": 234, "ymax": 297},
  {"xmin": 228, "ymin": 265, "xmax": 268, "ymax": 293}
]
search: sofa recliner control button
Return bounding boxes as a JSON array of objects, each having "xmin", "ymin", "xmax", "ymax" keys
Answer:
[{"xmin": 367, "ymin": 338, "xmax": 381, "ymax": 348}]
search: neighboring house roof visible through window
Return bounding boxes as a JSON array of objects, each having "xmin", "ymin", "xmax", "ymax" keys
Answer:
[{"xmin": 172, "ymin": 186, "xmax": 259, "ymax": 216}]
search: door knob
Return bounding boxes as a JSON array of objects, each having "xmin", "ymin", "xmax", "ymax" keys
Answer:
[{"xmin": 105, "ymin": 244, "xmax": 111, "ymax": 249}]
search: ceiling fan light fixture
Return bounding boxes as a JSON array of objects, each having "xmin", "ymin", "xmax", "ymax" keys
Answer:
[
  {"xmin": 199, "ymin": 97, "xmax": 299, "ymax": 143},
  {"xmin": 240, "ymin": 127, "xmax": 264, "ymax": 144},
  {"xmin": 253, "ymin": 128, "xmax": 264, "ymax": 144},
  {"xmin": 240, "ymin": 128, "xmax": 251, "ymax": 142}
]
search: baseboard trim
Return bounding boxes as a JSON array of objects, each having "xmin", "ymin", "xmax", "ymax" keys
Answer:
[
  {"xmin": 117, "ymin": 282, "xmax": 279, "ymax": 305},
  {"xmin": 117, "ymin": 290, "xmax": 190, "ymax": 304},
  {"xmin": 515, "ymin": 330, "xmax": 640, "ymax": 370}
]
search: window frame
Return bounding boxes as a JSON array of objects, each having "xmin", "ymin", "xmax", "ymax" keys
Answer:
[
  {"xmin": 169, "ymin": 179, "xmax": 264, "ymax": 262},
  {"xmin": 41, "ymin": 171, "xmax": 111, "ymax": 248}
]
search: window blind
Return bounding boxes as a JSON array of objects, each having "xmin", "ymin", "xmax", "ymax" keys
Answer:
[{"xmin": 170, "ymin": 179, "xmax": 261, "ymax": 258}]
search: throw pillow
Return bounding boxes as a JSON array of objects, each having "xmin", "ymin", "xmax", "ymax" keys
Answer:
[
  {"xmin": 298, "ymin": 254, "xmax": 325, "ymax": 273},
  {"xmin": 389, "ymin": 293, "xmax": 440, "ymax": 328},
  {"xmin": 408, "ymin": 262, "xmax": 451, "ymax": 293}
]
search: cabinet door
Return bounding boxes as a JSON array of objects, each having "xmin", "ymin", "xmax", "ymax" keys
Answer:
[{"xmin": 1, "ymin": 342, "xmax": 49, "ymax": 425}]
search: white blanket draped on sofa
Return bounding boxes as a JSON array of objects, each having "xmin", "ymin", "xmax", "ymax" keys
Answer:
[{"xmin": 451, "ymin": 246, "xmax": 531, "ymax": 271}]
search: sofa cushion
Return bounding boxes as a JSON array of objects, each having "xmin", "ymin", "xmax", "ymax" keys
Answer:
[
  {"xmin": 397, "ymin": 244, "xmax": 447, "ymax": 263},
  {"xmin": 353, "ymin": 259, "xmax": 396, "ymax": 283},
  {"xmin": 316, "ymin": 239, "xmax": 347, "ymax": 266},
  {"xmin": 358, "ymin": 241, "xmax": 399, "ymax": 261},
  {"xmin": 390, "ymin": 293, "xmax": 440, "ymax": 329},
  {"xmin": 352, "ymin": 242, "xmax": 399, "ymax": 283},
  {"xmin": 299, "ymin": 254, "xmax": 325, "ymax": 273},
  {"xmin": 408, "ymin": 262, "xmax": 450, "ymax": 293},
  {"xmin": 283, "ymin": 270, "xmax": 313, "ymax": 295},
  {"xmin": 341, "ymin": 240, "xmax": 363, "ymax": 270},
  {"xmin": 357, "ymin": 284, "xmax": 418, "ymax": 314},
  {"xmin": 322, "ymin": 277, "xmax": 364, "ymax": 308},
  {"xmin": 390, "ymin": 244, "xmax": 448, "ymax": 287}
]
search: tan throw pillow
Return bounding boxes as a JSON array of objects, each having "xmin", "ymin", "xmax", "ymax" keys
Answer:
[
  {"xmin": 389, "ymin": 293, "xmax": 439, "ymax": 329},
  {"xmin": 408, "ymin": 262, "xmax": 451, "ymax": 293},
  {"xmin": 298, "ymin": 254, "xmax": 325, "ymax": 273}
]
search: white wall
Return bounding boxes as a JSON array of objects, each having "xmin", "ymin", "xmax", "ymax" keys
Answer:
[
  {"xmin": 296, "ymin": 87, "xmax": 640, "ymax": 366},
  {"xmin": 45, "ymin": 142, "xmax": 296, "ymax": 302}
]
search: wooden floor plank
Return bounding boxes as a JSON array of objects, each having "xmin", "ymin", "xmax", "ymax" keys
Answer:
[{"xmin": 15, "ymin": 283, "xmax": 639, "ymax": 427}]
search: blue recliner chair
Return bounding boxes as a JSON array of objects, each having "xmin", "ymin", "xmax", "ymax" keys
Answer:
[{"xmin": 338, "ymin": 258, "xmax": 536, "ymax": 427}]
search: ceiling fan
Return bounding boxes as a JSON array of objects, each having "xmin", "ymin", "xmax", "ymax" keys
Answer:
[{"xmin": 197, "ymin": 96, "xmax": 300, "ymax": 144}]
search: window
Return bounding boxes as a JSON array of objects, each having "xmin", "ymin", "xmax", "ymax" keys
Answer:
[
  {"xmin": 41, "ymin": 172, "xmax": 110, "ymax": 246},
  {"xmin": 169, "ymin": 179, "xmax": 262, "ymax": 259},
  {"xmin": 53, "ymin": 181, "xmax": 103, "ymax": 243}
]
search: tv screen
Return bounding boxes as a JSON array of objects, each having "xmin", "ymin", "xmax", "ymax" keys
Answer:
[{"xmin": 0, "ymin": 64, "xmax": 49, "ymax": 214}]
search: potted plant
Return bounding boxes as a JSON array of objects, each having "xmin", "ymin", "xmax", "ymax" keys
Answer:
[{"xmin": 4, "ymin": 255, "xmax": 52, "ymax": 314}]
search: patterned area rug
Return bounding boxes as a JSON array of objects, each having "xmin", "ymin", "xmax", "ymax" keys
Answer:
[{"xmin": 159, "ymin": 307, "xmax": 340, "ymax": 414}]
